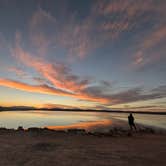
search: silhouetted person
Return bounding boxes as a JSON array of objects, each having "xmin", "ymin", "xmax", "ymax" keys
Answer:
[{"xmin": 128, "ymin": 113, "xmax": 137, "ymax": 131}]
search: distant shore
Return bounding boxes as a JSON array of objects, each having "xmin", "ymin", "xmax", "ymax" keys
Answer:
[
  {"xmin": 0, "ymin": 106, "xmax": 166, "ymax": 115},
  {"xmin": 0, "ymin": 127, "xmax": 165, "ymax": 166}
]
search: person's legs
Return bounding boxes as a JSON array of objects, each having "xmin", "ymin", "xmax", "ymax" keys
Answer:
[{"xmin": 133, "ymin": 123, "xmax": 137, "ymax": 131}]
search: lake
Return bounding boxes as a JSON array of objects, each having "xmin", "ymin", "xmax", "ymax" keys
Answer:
[{"xmin": 0, "ymin": 111, "xmax": 166, "ymax": 131}]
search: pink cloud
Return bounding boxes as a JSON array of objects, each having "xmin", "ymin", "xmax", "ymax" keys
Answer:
[
  {"xmin": 29, "ymin": 8, "xmax": 56, "ymax": 57},
  {"xmin": 94, "ymin": 0, "xmax": 165, "ymax": 17},
  {"xmin": 132, "ymin": 24, "xmax": 166, "ymax": 68},
  {"xmin": 142, "ymin": 25, "xmax": 166, "ymax": 49},
  {"xmin": 11, "ymin": 36, "xmax": 110, "ymax": 103},
  {"xmin": 23, "ymin": 0, "xmax": 166, "ymax": 65},
  {"xmin": 12, "ymin": 41, "xmax": 90, "ymax": 92},
  {"xmin": 27, "ymin": 1, "xmax": 165, "ymax": 61},
  {"xmin": 8, "ymin": 67, "xmax": 27, "ymax": 77}
]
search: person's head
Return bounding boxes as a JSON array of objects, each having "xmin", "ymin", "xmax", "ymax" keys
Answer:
[{"xmin": 130, "ymin": 113, "xmax": 132, "ymax": 116}]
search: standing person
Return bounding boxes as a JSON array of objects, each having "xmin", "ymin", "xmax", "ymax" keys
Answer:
[{"xmin": 128, "ymin": 113, "xmax": 137, "ymax": 131}]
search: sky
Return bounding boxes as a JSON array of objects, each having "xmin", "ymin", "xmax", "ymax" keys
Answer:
[{"xmin": 0, "ymin": 0, "xmax": 166, "ymax": 112}]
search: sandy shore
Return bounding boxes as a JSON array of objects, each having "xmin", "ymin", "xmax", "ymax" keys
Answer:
[{"xmin": 0, "ymin": 129, "xmax": 165, "ymax": 166}]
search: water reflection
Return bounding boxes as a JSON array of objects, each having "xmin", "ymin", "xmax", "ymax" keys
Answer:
[
  {"xmin": 47, "ymin": 119, "xmax": 113, "ymax": 132},
  {"xmin": 0, "ymin": 110, "xmax": 165, "ymax": 131}
]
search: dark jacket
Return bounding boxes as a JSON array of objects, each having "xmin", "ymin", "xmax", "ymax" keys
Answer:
[{"xmin": 128, "ymin": 114, "xmax": 134, "ymax": 125}]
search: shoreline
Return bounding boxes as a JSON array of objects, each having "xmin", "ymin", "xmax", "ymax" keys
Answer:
[
  {"xmin": 1, "ymin": 125, "xmax": 166, "ymax": 136},
  {"xmin": 1, "ymin": 108, "xmax": 166, "ymax": 115}
]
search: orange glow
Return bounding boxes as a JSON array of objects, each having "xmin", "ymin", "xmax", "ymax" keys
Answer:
[
  {"xmin": 47, "ymin": 119, "xmax": 112, "ymax": 131},
  {"xmin": 13, "ymin": 43, "xmax": 88, "ymax": 92},
  {"xmin": 0, "ymin": 78, "xmax": 72, "ymax": 96},
  {"xmin": 10, "ymin": 43, "xmax": 112, "ymax": 104},
  {"xmin": 0, "ymin": 78, "xmax": 111, "ymax": 104}
]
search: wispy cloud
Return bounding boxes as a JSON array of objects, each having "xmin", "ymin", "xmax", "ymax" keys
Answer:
[
  {"xmin": 12, "ymin": 37, "xmax": 91, "ymax": 92},
  {"xmin": 110, "ymin": 87, "xmax": 166, "ymax": 105},
  {"xmin": 42, "ymin": 103, "xmax": 77, "ymax": 109},
  {"xmin": 83, "ymin": 85, "xmax": 166, "ymax": 105},
  {"xmin": 6, "ymin": 32, "xmax": 166, "ymax": 105},
  {"xmin": 32, "ymin": 77, "xmax": 49, "ymax": 84},
  {"xmin": 9, "ymin": 34, "xmax": 109, "ymax": 103},
  {"xmin": 1, "ymin": 75, "xmax": 166, "ymax": 106},
  {"xmin": 0, "ymin": 77, "xmax": 109, "ymax": 103},
  {"xmin": 8, "ymin": 67, "xmax": 27, "ymax": 77},
  {"xmin": 0, "ymin": 78, "xmax": 73, "ymax": 96},
  {"xmin": 28, "ymin": 0, "xmax": 166, "ymax": 60},
  {"xmin": 132, "ymin": 24, "xmax": 166, "ymax": 69},
  {"xmin": 29, "ymin": 7, "xmax": 57, "ymax": 57},
  {"xmin": 29, "ymin": 8, "xmax": 95, "ymax": 59}
]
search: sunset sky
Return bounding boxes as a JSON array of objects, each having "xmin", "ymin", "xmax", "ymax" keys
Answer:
[{"xmin": 0, "ymin": 0, "xmax": 166, "ymax": 112}]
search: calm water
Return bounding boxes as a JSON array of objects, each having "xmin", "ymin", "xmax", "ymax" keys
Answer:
[{"xmin": 0, "ymin": 111, "xmax": 166, "ymax": 131}]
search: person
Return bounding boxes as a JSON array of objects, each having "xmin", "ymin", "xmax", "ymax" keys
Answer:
[{"xmin": 128, "ymin": 113, "xmax": 137, "ymax": 131}]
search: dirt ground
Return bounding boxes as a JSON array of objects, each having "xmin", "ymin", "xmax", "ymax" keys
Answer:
[{"xmin": 0, "ymin": 131, "xmax": 165, "ymax": 166}]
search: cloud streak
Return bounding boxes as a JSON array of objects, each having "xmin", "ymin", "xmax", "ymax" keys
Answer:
[
  {"xmin": 83, "ymin": 85, "xmax": 166, "ymax": 105},
  {"xmin": 29, "ymin": 7, "xmax": 57, "ymax": 57},
  {"xmin": 8, "ymin": 35, "xmax": 109, "ymax": 103},
  {"xmin": 132, "ymin": 24, "xmax": 166, "ymax": 69},
  {"xmin": 0, "ymin": 78, "xmax": 73, "ymax": 96},
  {"xmin": 12, "ymin": 37, "xmax": 91, "ymax": 92},
  {"xmin": 8, "ymin": 67, "xmax": 27, "ymax": 77},
  {"xmin": 0, "ymin": 78, "xmax": 109, "ymax": 103},
  {"xmin": 1, "ymin": 76, "xmax": 166, "ymax": 106}
]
